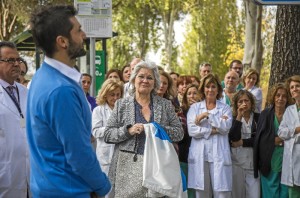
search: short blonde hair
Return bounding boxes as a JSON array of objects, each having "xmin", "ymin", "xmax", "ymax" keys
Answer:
[
  {"xmin": 96, "ymin": 79, "xmax": 124, "ymax": 105},
  {"xmin": 242, "ymin": 68, "xmax": 260, "ymax": 86}
]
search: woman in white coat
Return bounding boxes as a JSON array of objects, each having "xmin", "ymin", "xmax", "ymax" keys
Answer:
[
  {"xmin": 242, "ymin": 68, "xmax": 262, "ymax": 112},
  {"xmin": 278, "ymin": 75, "xmax": 300, "ymax": 197},
  {"xmin": 92, "ymin": 79, "xmax": 123, "ymax": 175},
  {"xmin": 187, "ymin": 73, "xmax": 233, "ymax": 198}
]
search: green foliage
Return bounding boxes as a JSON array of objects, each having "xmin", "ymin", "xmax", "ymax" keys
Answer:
[
  {"xmin": 180, "ymin": 0, "xmax": 243, "ymax": 78},
  {"xmin": 106, "ymin": 0, "xmax": 161, "ymax": 69},
  {"xmin": 0, "ymin": 0, "xmax": 73, "ymax": 41}
]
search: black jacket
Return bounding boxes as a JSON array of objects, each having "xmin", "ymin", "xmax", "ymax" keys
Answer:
[
  {"xmin": 253, "ymin": 107, "xmax": 277, "ymax": 178},
  {"xmin": 229, "ymin": 112, "xmax": 260, "ymax": 147}
]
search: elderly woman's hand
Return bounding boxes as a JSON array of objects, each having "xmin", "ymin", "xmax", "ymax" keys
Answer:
[{"xmin": 128, "ymin": 123, "xmax": 144, "ymax": 135}]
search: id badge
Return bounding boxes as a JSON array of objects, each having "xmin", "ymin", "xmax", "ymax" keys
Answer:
[{"xmin": 20, "ymin": 118, "xmax": 26, "ymax": 128}]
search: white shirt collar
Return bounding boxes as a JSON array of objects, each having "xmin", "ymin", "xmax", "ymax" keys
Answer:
[
  {"xmin": 44, "ymin": 56, "xmax": 81, "ymax": 84},
  {"xmin": 0, "ymin": 79, "xmax": 17, "ymax": 88}
]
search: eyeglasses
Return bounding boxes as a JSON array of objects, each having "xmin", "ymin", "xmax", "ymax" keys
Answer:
[
  {"xmin": 0, "ymin": 58, "xmax": 24, "ymax": 65},
  {"xmin": 232, "ymin": 67, "xmax": 242, "ymax": 70}
]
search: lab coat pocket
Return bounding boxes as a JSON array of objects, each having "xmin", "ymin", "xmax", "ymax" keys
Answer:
[
  {"xmin": 0, "ymin": 163, "xmax": 11, "ymax": 187},
  {"xmin": 223, "ymin": 149, "xmax": 232, "ymax": 166},
  {"xmin": 295, "ymin": 134, "xmax": 300, "ymax": 144},
  {"xmin": 188, "ymin": 148, "xmax": 201, "ymax": 188},
  {"xmin": 97, "ymin": 145, "xmax": 114, "ymax": 165}
]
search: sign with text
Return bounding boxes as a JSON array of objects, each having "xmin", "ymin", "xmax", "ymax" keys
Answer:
[
  {"xmin": 74, "ymin": 0, "xmax": 112, "ymax": 38},
  {"xmin": 254, "ymin": 0, "xmax": 300, "ymax": 4},
  {"xmin": 95, "ymin": 50, "xmax": 106, "ymax": 94}
]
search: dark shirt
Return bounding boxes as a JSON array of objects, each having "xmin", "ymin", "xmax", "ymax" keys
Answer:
[
  {"xmin": 178, "ymin": 110, "xmax": 191, "ymax": 163},
  {"xmin": 86, "ymin": 92, "xmax": 97, "ymax": 111},
  {"xmin": 134, "ymin": 98, "xmax": 154, "ymax": 155}
]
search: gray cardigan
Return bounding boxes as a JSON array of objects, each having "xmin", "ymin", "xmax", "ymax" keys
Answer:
[{"xmin": 104, "ymin": 94, "xmax": 184, "ymax": 151}]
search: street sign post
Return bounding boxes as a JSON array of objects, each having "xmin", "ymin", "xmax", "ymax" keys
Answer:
[{"xmin": 254, "ymin": 0, "xmax": 300, "ymax": 4}]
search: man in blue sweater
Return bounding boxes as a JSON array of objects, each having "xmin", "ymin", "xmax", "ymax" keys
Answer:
[{"xmin": 27, "ymin": 5, "xmax": 111, "ymax": 197}]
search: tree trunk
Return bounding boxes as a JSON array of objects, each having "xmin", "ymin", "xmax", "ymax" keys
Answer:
[
  {"xmin": 268, "ymin": 5, "xmax": 300, "ymax": 87},
  {"xmin": 243, "ymin": 0, "xmax": 263, "ymax": 72}
]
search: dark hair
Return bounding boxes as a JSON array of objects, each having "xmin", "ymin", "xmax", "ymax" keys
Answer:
[
  {"xmin": 121, "ymin": 64, "xmax": 130, "ymax": 82},
  {"xmin": 181, "ymin": 84, "xmax": 200, "ymax": 112},
  {"xmin": 169, "ymin": 71, "xmax": 180, "ymax": 77},
  {"xmin": 30, "ymin": 5, "xmax": 77, "ymax": 57},
  {"xmin": 189, "ymin": 75, "xmax": 200, "ymax": 85},
  {"xmin": 266, "ymin": 83, "xmax": 293, "ymax": 107},
  {"xmin": 229, "ymin": 60, "xmax": 243, "ymax": 69},
  {"xmin": 105, "ymin": 68, "xmax": 122, "ymax": 80},
  {"xmin": 20, "ymin": 57, "xmax": 28, "ymax": 73},
  {"xmin": 82, "ymin": 73, "xmax": 92, "ymax": 80},
  {"xmin": 231, "ymin": 90, "xmax": 256, "ymax": 116},
  {"xmin": 159, "ymin": 70, "xmax": 175, "ymax": 100},
  {"xmin": 177, "ymin": 75, "xmax": 192, "ymax": 88},
  {"xmin": 198, "ymin": 73, "xmax": 223, "ymax": 100},
  {"xmin": 0, "ymin": 41, "xmax": 17, "ymax": 58}
]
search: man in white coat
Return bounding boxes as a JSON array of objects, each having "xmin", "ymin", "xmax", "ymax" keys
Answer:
[{"xmin": 0, "ymin": 41, "xmax": 29, "ymax": 197}]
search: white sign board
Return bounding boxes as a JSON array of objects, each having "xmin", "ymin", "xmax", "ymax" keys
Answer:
[
  {"xmin": 254, "ymin": 0, "xmax": 300, "ymax": 4},
  {"xmin": 74, "ymin": 0, "xmax": 112, "ymax": 38}
]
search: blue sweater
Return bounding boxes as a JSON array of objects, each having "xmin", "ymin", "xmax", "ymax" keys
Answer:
[{"xmin": 26, "ymin": 62, "xmax": 111, "ymax": 197}]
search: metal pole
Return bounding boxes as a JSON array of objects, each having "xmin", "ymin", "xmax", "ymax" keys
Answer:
[
  {"xmin": 102, "ymin": 38, "xmax": 107, "ymax": 73},
  {"xmin": 89, "ymin": 38, "xmax": 96, "ymax": 97}
]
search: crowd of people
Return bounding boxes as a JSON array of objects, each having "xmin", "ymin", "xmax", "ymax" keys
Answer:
[{"xmin": 1, "ymin": 4, "xmax": 300, "ymax": 198}]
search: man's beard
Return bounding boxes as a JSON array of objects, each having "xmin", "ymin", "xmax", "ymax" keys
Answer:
[{"xmin": 67, "ymin": 39, "xmax": 86, "ymax": 59}]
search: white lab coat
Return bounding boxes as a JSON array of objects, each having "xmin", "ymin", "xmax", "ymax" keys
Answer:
[
  {"xmin": 187, "ymin": 100, "xmax": 232, "ymax": 191},
  {"xmin": 0, "ymin": 83, "xmax": 28, "ymax": 197},
  {"xmin": 278, "ymin": 104, "xmax": 300, "ymax": 187},
  {"xmin": 92, "ymin": 103, "xmax": 114, "ymax": 175}
]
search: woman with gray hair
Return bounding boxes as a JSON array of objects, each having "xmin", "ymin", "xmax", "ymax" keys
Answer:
[{"xmin": 104, "ymin": 60, "xmax": 184, "ymax": 197}]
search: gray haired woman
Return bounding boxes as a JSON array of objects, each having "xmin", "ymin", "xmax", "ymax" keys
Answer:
[{"xmin": 104, "ymin": 61, "xmax": 184, "ymax": 197}]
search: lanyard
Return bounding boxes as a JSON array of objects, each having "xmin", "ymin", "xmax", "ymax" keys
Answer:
[{"xmin": 2, "ymin": 86, "xmax": 24, "ymax": 118}]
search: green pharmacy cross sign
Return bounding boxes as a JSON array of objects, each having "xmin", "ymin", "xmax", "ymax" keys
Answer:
[{"xmin": 254, "ymin": 0, "xmax": 300, "ymax": 4}]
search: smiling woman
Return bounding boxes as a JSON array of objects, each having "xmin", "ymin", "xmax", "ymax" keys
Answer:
[
  {"xmin": 242, "ymin": 68, "xmax": 262, "ymax": 112},
  {"xmin": 187, "ymin": 73, "xmax": 233, "ymax": 197},
  {"xmin": 278, "ymin": 75, "xmax": 300, "ymax": 197},
  {"xmin": 104, "ymin": 60, "xmax": 184, "ymax": 197},
  {"xmin": 157, "ymin": 70, "xmax": 175, "ymax": 100}
]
